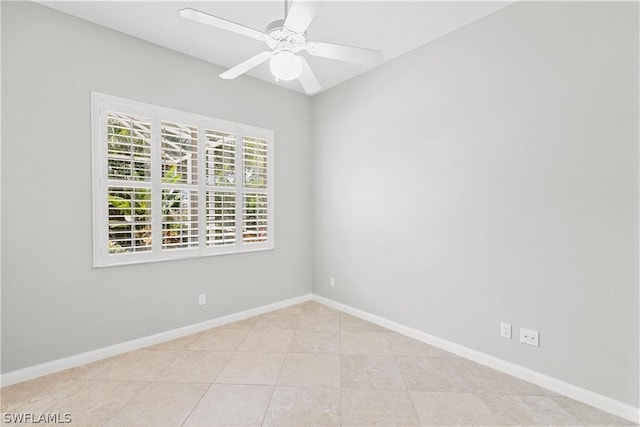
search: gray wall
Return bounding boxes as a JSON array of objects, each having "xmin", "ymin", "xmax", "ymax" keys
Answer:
[
  {"xmin": 312, "ymin": 1, "xmax": 639, "ymax": 406},
  {"xmin": 1, "ymin": 1, "xmax": 312, "ymax": 373},
  {"xmin": 2, "ymin": 0, "xmax": 639, "ymax": 409}
]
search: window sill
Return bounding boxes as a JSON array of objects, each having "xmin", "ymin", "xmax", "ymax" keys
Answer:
[{"xmin": 93, "ymin": 244, "xmax": 275, "ymax": 268}]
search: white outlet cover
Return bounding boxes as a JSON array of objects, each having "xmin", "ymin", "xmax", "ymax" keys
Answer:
[
  {"xmin": 330, "ymin": 277, "xmax": 335, "ymax": 287},
  {"xmin": 198, "ymin": 294, "xmax": 206, "ymax": 306},
  {"xmin": 520, "ymin": 328, "xmax": 539, "ymax": 347},
  {"xmin": 500, "ymin": 322, "xmax": 511, "ymax": 339}
]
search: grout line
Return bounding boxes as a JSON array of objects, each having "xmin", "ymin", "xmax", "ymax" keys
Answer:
[
  {"xmin": 179, "ymin": 382, "xmax": 214, "ymax": 427},
  {"xmin": 389, "ymin": 331, "xmax": 422, "ymax": 424},
  {"xmin": 100, "ymin": 380, "xmax": 152, "ymax": 427},
  {"xmin": 260, "ymin": 359, "xmax": 286, "ymax": 425},
  {"xmin": 182, "ymin": 315, "xmax": 258, "ymax": 427},
  {"xmin": 95, "ymin": 348, "xmax": 187, "ymax": 426}
]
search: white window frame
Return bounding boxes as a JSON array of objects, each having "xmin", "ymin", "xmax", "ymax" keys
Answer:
[{"xmin": 91, "ymin": 92, "xmax": 275, "ymax": 267}]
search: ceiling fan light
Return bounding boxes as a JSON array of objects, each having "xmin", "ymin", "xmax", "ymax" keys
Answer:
[{"xmin": 269, "ymin": 51, "xmax": 303, "ymax": 81}]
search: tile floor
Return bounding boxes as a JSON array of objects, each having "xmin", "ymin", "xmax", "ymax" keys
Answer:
[{"xmin": 1, "ymin": 301, "xmax": 636, "ymax": 426}]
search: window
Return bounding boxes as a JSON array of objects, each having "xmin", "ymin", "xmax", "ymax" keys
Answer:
[{"xmin": 92, "ymin": 93, "xmax": 274, "ymax": 267}]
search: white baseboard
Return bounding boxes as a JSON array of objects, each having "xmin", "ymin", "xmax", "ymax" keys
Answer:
[
  {"xmin": 312, "ymin": 294, "xmax": 640, "ymax": 424},
  {"xmin": 2, "ymin": 292, "xmax": 637, "ymax": 424},
  {"xmin": 0, "ymin": 293, "xmax": 312, "ymax": 387}
]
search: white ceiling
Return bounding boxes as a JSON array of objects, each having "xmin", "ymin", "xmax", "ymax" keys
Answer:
[{"xmin": 39, "ymin": 1, "xmax": 512, "ymax": 95}]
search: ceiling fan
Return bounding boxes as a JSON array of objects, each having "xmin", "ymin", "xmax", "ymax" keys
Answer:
[{"xmin": 179, "ymin": 1, "xmax": 383, "ymax": 95}]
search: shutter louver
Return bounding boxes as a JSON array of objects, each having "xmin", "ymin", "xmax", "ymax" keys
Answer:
[
  {"xmin": 106, "ymin": 110, "xmax": 153, "ymax": 254},
  {"xmin": 206, "ymin": 192, "xmax": 236, "ymax": 246},
  {"xmin": 243, "ymin": 193, "xmax": 268, "ymax": 243},
  {"xmin": 162, "ymin": 189, "xmax": 199, "ymax": 250},
  {"xmin": 206, "ymin": 130, "xmax": 235, "ymax": 186},
  {"xmin": 161, "ymin": 122, "xmax": 198, "ymax": 185},
  {"xmin": 242, "ymin": 136, "xmax": 268, "ymax": 244},
  {"xmin": 108, "ymin": 187, "xmax": 152, "ymax": 253},
  {"xmin": 161, "ymin": 121, "xmax": 199, "ymax": 250},
  {"xmin": 205, "ymin": 129, "xmax": 237, "ymax": 247},
  {"xmin": 107, "ymin": 112, "xmax": 152, "ymax": 181},
  {"xmin": 243, "ymin": 136, "xmax": 268, "ymax": 188}
]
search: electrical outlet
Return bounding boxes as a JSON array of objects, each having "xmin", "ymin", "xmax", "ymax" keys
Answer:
[
  {"xmin": 500, "ymin": 322, "xmax": 512, "ymax": 339},
  {"xmin": 330, "ymin": 277, "xmax": 335, "ymax": 287},
  {"xmin": 198, "ymin": 294, "xmax": 206, "ymax": 306},
  {"xmin": 520, "ymin": 328, "xmax": 539, "ymax": 347}
]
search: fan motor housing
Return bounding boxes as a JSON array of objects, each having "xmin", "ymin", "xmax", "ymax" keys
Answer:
[
  {"xmin": 265, "ymin": 19, "xmax": 307, "ymax": 51},
  {"xmin": 265, "ymin": 19, "xmax": 286, "ymax": 34}
]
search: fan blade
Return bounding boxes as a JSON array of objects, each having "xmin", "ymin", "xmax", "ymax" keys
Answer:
[
  {"xmin": 307, "ymin": 41, "xmax": 382, "ymax": 65},
  {"xmin": 298, "ymin": 57, "xmax": 321, "ymax": 94},
  {"xmin": 284, "ymin": 1, "xmax": 321, "ymax": 34},
  {"xmin": 179, "ymin": 8, "xmax": 266, "ymax": 41},
  {"xmin": 220, "ymin": 51, "xmax": 274, "ymax": 79}
]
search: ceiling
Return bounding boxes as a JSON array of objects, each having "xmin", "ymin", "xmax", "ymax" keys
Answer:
[{"xmin": 39, "ymin": 1, "xmax": 512, "ymax": 96}]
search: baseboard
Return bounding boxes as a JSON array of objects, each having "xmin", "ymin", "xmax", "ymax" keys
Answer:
[
  {"xmin": 0, "ymin": 293, "xmax": 312, "ymax": 387},
  {"xmin": 2, "ymin": 292, "xmax": 637, "ymax": 424},
  {"xmin": 312, "ymin": 294, "xmax": 640, "ymax": 424}
]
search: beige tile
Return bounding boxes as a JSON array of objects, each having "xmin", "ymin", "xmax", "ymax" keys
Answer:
[
  {"xmin": 153, "ymin": 350, "xmax": 232, "ymax": 383},
  {"xmin": 6, "ymin": 304, "xmax": 631, "ymax": 427},
  {"xmin": 278, "ymin": 353, "xmax": 340, "ymax": 387},
  {"xmin": 0, "ymin": 376, "xmax": 85, "ymax": 414},
  {"xmin": 553, "ymin": 396, "xmax": 638, "ymax": 426},
  {"xmin": 184, "ymin": 384, "xmax": 273, "ymax": 426},
  {"xmin": 253, "ymin": 312, "xmax": 302, "ymax": 330},
  {"xmin": 481, "ymin": 394, "xmax": 581, "ymax": 426},
  {"xmin": 341, "ymin": 388, "xmax": 420, "ymax": 426},
  {"xmin": 215, "ymin": 352, "xmax": 285, "ymax": 385},
  {"xmin": 410, "ymin": 391, "xmax": 497, "ymax": 426},
  {"xmin": 106, "ymin": 382, "xmax": 208, "ymax": 426},
  {"xmin": 340, "ymin": 313, "xmax": 389, "ymax": 332},
  {"xmin": 218, "ymin": 316, "xmax": 259, "ymax": 330},
  {"xmin": 89, "ymin": 349, "xmax": 179, "ymax": 381},
  {"xmin": 453, "ymin": 358, "xmax": 555, "ymax": 396},
  {"xmin": 238, "ymin": 329, "xmax": 294, "ymax": 353},
  {"xmin": 396, "ymin": 356, "xmax": 469, "ymax": 392},
  {"xmin": 288, "ymin": 330, "xmax": 340, "ymax": 354},
  {"xmin": 341, "ymin": 355, "xmax": 406, "ymax": 390},
  {"xmin": 147, "ymin": 333, "xmax": 201, "ymax": 350},
  {"xmin": 48, "ymin": 355, "xmax": 126, "ymax": 381},
  {"xmin": 45, "ymin": 380, "xmax": 146, "ymax": 426},
  {"xmin": 271, "ymin": 304, "xmax": 305, "ymax": 315},
  {"xmin": 388, "ymin": 333, "xmax": 457, "ymax": 357},
  {"xmin": 263, "ymin": 386, "xmax": 340, "ymax": 427},
  {"xmin": 188, "ymin": 328, "xmax": 248, "ymax": 351},
  {"xmin": 341, "ymin": 332, "xmax": 393, "ymax": 355},
  {"xmin": 302, "ymin": 301, "xmax": 339, "ymax": 314},
  {"xmin": 296, "ymin": 311, "xmax": 340, "ymax": 331}
]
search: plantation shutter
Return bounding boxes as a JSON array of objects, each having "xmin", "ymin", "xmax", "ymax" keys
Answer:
[
  {"xmin": 160, "ymin": 121, "xmax": 199, "ymax": 251},
  {"xmin": 106, "ymin": 111, "xmax": 153, "ymax": 254},
  {"xmin": 93, "ymin": 93, "xmax": 274, "ymax": 267},
  {"xmin": 242, "ymin": 136, "xmax": 269, "ymax": 244},
  {"xmin": 204, "ymin": 129, "xmax": 238, "ymax": 247}
]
